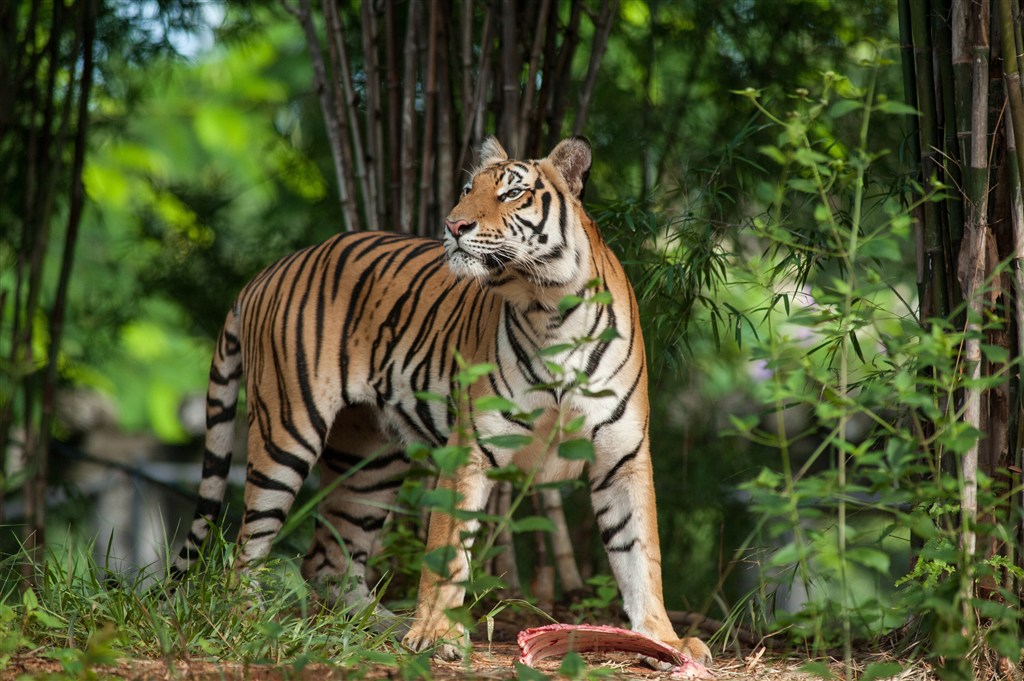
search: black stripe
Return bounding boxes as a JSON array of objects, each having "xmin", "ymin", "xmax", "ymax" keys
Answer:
[
  {"xmin": 245, "ymin": 508, "xmax": 287, "ymax": 524},
  {"xmin": 195, "ymin": 496, "xmax": 221, "ymax": 518},
  {"xmin": 206, "ymin": 399, "xmax": 237, "ymax": 428},
  {"xmin": 345, "ymin": 477, "xmax": 404, "ymax": 494},
  {"xmin": 327, "ymin": 509, "xmax": 387, "ymax": 532},
  {"xmin": 593, "ymin": 441, "xmax": 642, "ymax": 492},
  {"xmin": 592, "ymin": 369, "xmax": 642, "ymax": 439},
  {"xmin": 607, "ymin": 539, "xmax": 637, "ymax": 553},
  {"xmin": 247, "ymin": 467, "xmax": 298, "ymax": 495},
  {"xmin": 201, "ymin": 449, "xmax": 231, "ymax": 478},
  {"xmin": 600, "ymin": 515, "xmax": 630, "ymax": 545}
]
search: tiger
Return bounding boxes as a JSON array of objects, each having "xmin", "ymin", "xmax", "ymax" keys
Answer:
[{"xmin": 173, "ymin": 136, "xmax": 711, "ymax": 666}]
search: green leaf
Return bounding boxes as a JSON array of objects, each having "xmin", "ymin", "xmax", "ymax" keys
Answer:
[
  {"xmin": 423, "ymin": 546, "xmax": 457, "ymax": 578},
  {"xmin": 846, "ymin": 546, "xmax": 890, "ymax": 574},
  {"xmin": 981, "ymin": 344, "xmax": 1010, "ymax": 364},
  {"xmin": 421, "ymin": 487, "xmax": 461, "ymax": 512},
  {"xmin": 597, "ymin": 327, "xmax": 620, "ymax": 342},
  {"xmin": 558, "ymin": 438, "xmax": 594, "ymax": 462},
  {"xmin": 486, "ymin": 465, "xmax": 526, "ymax": 482},
  {"xmin": 829, "ymin": 99, "xmax": 862, "ymax": 118},
  {"xmin": 591, "ymin": 290, "xmax": 613, "ymax": 305},
  {"xmin": 481, "ymin": 434, "xmax": 533, "ymax": 449},
  {"xmin": 558, "ymin": 295, "xmax": 584, "ymax": 315},
  {"xmin": 563, "ymin": 415, "xmax": 586, "ymax": 433},
  {"xmin": 514, "ymin": 662, "xmax": 549, "ymax": 681},
  {"xmin": 474, "ymin": 395, "xmax": 518, "ymax": 412},
  {"xmin": 558, "ymin": 652, "xmax": 586, "ymax": 679},
  {"xmin": 861, "ymin": 663, "xmax": 903, "ymax": 681},
  {"xmin": 432, "ymin": 445, "xmax": 470, "ymax": 473},
  {"xmin": 876, "ymin": 100, "xmax": 920, "ymax": 116},
  {"xmin": 456, "ymin": 362, "xmax": 495, "ymax": 386},
  {"xmin": 539, "ymin": 343, "xmax": 575, "ymax": 357}
]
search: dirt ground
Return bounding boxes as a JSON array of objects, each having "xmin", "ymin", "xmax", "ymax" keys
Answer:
[{"xmin": 3, "ymin": 643, "xmax": 938, "ymax": 681}]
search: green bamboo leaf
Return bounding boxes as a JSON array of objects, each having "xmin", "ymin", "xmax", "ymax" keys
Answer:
[
  {"xmin": 846, "ymin": 546, "xmax": 890, "ymax": 574},
  {"xmin": 861, "ymin": 663, "xmax": 903, "ymax": 681},
  {"xmin": 875, "ymin": 100, "xmax": 920, "ymax": 116},
  {"xmin": 558, "ymin": 438, "xmax": 594, "ymax": 462},
  {"xmin": 539, "ymin": 343, "xmax": 574, "ymax": 357},
  {"xmin": 474, "ymin": 395, "xmax": 518, "ymax": 412},
  {"xmin": 423, "ymin": 546, "xmax": 456, "ymax": 579},
  {"xmin": 558, "ymin": 295, "xmax": 584, "ymax": 314},
  {"xmin": 849, "ymin": 330, "xmax": 866, "ymax": 364},
  {"xmin": 829, "ymin": 99, "xmax": 863, "ymax": 118},
  {"xmin": 481, "ymin": 434, "xmax": 533, "ymax": 449}
]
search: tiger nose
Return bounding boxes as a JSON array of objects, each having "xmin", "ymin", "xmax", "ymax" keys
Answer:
[{"xmin": 445, "ymin": 218, "xmax": 475, "ymax": 237}]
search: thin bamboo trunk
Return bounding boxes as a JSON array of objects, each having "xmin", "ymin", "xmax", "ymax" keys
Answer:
[
  {"xmin": 385, "ymin": 0, "xmax": 401, "ymax": 228},
  {"xmin": 288, "ymin": 0, "xmax": 359, "ymax": 231},
  {"xmin": 492, "ymin": 482, "xmax": 521, "ymax": 594},
  {"xmin": 519, "ymin": 0, "xmax": 553, "ymax": 153},
  {"xmin": 322, "ymin": 0, "xmax": 368, "ymax": 230},
  {"xmin": 416, "ymin": 0, "xmax": 440, "ymax": 235},
  {"xmin": 955, "ymin": 0, "xmax": 991, "ymax": 560},
  {"xmin": 540, "ymin": 488, "xmax": 585, "ymax": 593},
  {"xmin": 360, "ymin": 1, "xmax": 385, "ymax": 230},
  {"xmin": 399, "ymin": 0, "xmax": 421, "ymax": 232},
  {"xmin": 573, "ymin": 0, "xmax": 619, "ymax": 136},
  {"xmin": 546, "ymin": 1, "xmax": 584, "ymax": 150},
  {"xmin": 436, "ymin": 7, "xmax": 455, "ymax": 215},
  {"xmin": 911, "ymin": 0, "xmax": 950, "ymax": 320},
  {"xmin": 500, "ymin": 0, "xmax": 520, "ymax": 152},
  {"xmin": 456, "ymin": 6, "xmax": 494, "ymax": 176}
]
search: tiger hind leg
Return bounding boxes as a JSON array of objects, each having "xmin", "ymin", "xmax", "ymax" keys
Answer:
[{"xmin": 301, "ymin": 407, "xmax": 410, "ymax": 632}]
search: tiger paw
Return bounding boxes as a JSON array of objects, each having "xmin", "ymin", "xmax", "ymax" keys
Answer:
[
  {"xmin": 402, "ymin": 621, "xmax": 467, "ymax": 661},
  {"xmin": 672, "ymin": 636, "xmax": 713, "ymax": 666}
]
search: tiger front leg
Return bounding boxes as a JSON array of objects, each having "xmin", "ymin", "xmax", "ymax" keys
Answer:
[
  {"xmin": 402, "ymin": 452, "xmax": 494, "ymax": 661},
  {"xmin": 590, "ymin": 425, "xmax": 712, "ymax": 667}
]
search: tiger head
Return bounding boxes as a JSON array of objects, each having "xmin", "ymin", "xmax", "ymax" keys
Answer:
[{"xmin": 443, "ymin": 136, "xmax": 594, "ymax": 303}]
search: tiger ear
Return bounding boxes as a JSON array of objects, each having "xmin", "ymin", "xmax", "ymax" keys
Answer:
[
  {"xmin": 547, "ymin": 136, "xmax": 592, "ymax": 199},
  {"xmin": 477, "ymin": 136, "xmax": 508, "ymax": 167}
]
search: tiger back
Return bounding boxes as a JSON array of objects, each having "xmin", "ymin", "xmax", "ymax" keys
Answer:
[{"xmin": 174, "ymin": 137, "xmax": 711, "ymax": 667}]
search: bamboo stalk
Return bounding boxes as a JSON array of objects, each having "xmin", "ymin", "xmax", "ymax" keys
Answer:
[
  {"xmin": 399, "ymin": 0, "xmax": 421, "ymax": 232},
  {"xmin": 286, "ymin": 0, "xmax": 359, "ymax": 231},
  {"xmin": 956, "ymin": 0, "xmax": 991, "ymax": 560},
  {"xmin": 500, "ymin": 0, "xmax": 520, "ymax": 152},
  {"xmin": 546, "ymin": 0, "xmax": 583, "ymax": 149},
  {"xmin": 460, "ymin": 0, "xmax": 474, "ymax": 132},
  {"xmin": 910, "ymin": 0, "xmax": 950, "ymax": 320},
  {"xmin": 361, "ymin": 1, "xmax": 385, "ymax": 230},
  {"xmin": 519, "ymin": 0, "xmax": 553, "ymax": 152},
  {"xmin": 999, "ymin": 0, "xmax": 1024, "ymax": 182},
  {"xmin": 933, "ymin": 0, "xmax": 964, "ymax": 308},
  {"xmin": 416, "ymin": 0, "xmax": 440, "ymax": 235},
  {"xmin": 540, "ymin": 488, "xmax": 585, "ymax": 593},
  {"xmin": 455, "ymin": 5, "xmax": 494, "ymax": 176},
  {"xmin": 322, "ymin": 0, "xmax": 370, "ymax": 230},
  {"xmin": 436, "ymin": 10, "xmax": 455, "ymax": 215},
  {"xmin": 385, "ymin": 0, "xmax": 400, "ymax": 228},
  {"xmin": 998, "ymin": 0, "xmax": 1024, "ymax": 573},
  {"xmin": 573, "ymin": 0, "xmax": 619, "ymax": 136}
]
